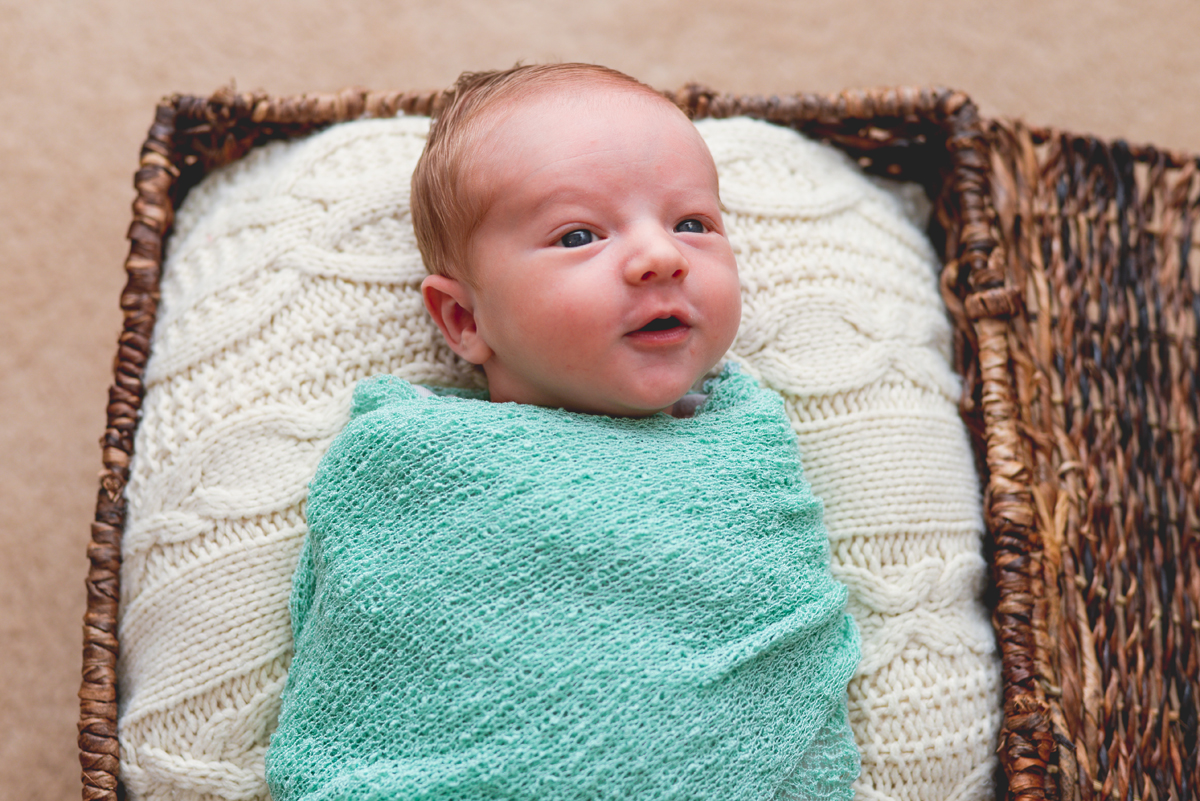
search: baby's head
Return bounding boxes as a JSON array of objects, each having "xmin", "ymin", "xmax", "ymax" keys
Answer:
[{"xmin": 411, "ymin": 64, "xmax": 741, "ymax": 417}]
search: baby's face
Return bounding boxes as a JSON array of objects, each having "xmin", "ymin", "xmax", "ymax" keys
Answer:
[{"xmin": 438, "ymin": 89, "xmax": 741, "ymax": 416}]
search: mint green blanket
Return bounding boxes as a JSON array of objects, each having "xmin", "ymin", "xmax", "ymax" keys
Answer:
[{"xmin": 267, "ymin": 367, "xmax": 860, "ymax": 801}]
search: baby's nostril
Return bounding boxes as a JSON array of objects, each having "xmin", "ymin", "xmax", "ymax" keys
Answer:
[{"xmin": 641, "ymin": 271, "xmax": 654, "ymax": 281}]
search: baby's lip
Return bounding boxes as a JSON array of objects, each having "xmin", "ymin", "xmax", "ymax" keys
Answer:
[{"xmin": 625, "ymin": 310, "xmax": 691, "ymax": 338}]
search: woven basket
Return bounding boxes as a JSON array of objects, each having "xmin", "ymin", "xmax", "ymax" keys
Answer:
[
  {"xmin": 78, "ymin": 84, "xmax": 1199, "ymax": 801},
  {"xmin": 982, "ymin": 122, "xmax": 1200, "ymax": 801}
]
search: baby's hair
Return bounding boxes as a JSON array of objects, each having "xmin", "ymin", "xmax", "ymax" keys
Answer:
[{"xmin": 410, "ymin": 63, "xmax": 671, "ymax": 283}]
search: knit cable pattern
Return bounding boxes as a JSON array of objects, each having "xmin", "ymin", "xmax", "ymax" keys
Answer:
[{"xmin": 117, "ymin": 114, "xmax": 1000, "ymax": 801}]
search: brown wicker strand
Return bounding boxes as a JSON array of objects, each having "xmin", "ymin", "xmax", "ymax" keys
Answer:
[
  {"xmin": 79, "ymin": 100, "xmax": 177, "ymax": 801},
  {"xmin": 986, "ymin": 119, "xmax": 1200, "ymax": 801}
]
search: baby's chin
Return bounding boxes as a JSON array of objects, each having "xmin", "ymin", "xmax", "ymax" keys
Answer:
[
  {"xmin": 582, "ymin": 384, "xmax": 699, "ymax": 418},
  {"xmin": 484, "ymin": 368, "xmax": 706, "ymax": 417}
]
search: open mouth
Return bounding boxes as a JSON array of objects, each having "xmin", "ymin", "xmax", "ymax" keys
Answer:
[{"xmin": 636, "ymin": 315, "xmax": 684, "ymax": 332}]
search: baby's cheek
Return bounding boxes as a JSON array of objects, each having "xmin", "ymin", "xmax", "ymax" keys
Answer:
[
  {"xmin": 523, "ymin": 297, "xmax": 606, "ymax": 361},
  {"xmin": 546, "ymin": 285, "xmax": 610, "ymax": 329},
  {"xmin": 714, "ymin": 272, "xmax": 744, "ymax": 334}
]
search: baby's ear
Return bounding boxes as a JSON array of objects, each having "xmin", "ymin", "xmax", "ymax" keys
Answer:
[{"xmin": 420, "ymin": 274, "xmax": 493, "ymax": 365}]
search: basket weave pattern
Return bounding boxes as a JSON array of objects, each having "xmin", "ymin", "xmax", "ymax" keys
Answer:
[{"xmin": 986, "ymin": 121, "xmax": 1200, "ymax": 801}]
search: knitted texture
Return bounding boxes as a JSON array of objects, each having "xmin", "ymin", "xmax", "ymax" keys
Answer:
[
  {"xmin": 117, "ymin": 114, "xmax": 1000, "ymax": 801},
  {"xmin": 266, "ymin": 368, "xmax": 860, "ymax": 800}
]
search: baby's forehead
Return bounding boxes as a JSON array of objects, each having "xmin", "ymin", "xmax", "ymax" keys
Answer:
[
  {"xmin": 476, "ymin": 89, "xmax": 710, "ymax": 169},
  {"xmin": 496, "ymin": 75, "xmax": 668, "ymax": 112},
  {"xmin": 479, "ymin": 80, "xmax": 691, "ymax": 143},
  {"xmin": 456, "ymin": 82, "xmax": 718, "ymax": 230}
]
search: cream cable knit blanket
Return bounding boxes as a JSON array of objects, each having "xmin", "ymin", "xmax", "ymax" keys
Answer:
[{"xmin": 117, "ymin": 114, "xmax": 1001, "ymax": 801}]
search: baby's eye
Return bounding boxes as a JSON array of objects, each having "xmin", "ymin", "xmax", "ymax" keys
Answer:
[
  {"xmin": 559, "ymin": 229, "xmax": 596, "ymax": 248},
  {"xmin": 674, "ymin": 219, "xmax": 706, "ymax": 234}
]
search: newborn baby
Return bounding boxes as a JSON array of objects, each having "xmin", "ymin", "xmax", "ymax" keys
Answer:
[{"xmin": 266, "ymin": 64, "xmax": 860, "ymax": 801}]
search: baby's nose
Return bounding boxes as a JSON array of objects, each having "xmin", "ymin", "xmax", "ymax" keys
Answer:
[{"xmin": 624, "ymin": 228, "xmax": 689, "ymax": 284}]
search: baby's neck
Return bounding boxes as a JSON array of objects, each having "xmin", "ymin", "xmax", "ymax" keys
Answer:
[
  {"xmin": 417, "ymin": 383, "xmax": 709, "ymax": 419},
  {"xmin": 667, "ymin": 392, "xmax": 707, "ymax": 419}
]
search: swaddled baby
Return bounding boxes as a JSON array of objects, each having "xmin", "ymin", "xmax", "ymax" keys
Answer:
[{"xmin": 266, "ymin": 64, "xmax": 860, "ymax": 801}]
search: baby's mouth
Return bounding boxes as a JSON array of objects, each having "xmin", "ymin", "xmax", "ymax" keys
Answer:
[
  {"xmin": 636, "ymin": 316, "xmax": 684, "ymax": 332},
  {"xmin": 626, "ymin": 315, "xmax": 690, "ymax": 345}
]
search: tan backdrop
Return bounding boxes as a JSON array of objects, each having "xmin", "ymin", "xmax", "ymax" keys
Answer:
[{"xmin": 4, "ymin": 1, "xmax": 1199, "ymax": 797}]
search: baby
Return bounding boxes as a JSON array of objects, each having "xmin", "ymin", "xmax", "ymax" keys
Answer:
[
  {"xmin": 266, "ymin": 64, "xmax": 860, "ymax": 801},
  {"xmin": 411, "ymin": 64, "xmax": 741, "ymax": 418}
]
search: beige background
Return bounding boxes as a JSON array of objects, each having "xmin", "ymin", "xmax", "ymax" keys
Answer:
[{"xmin": 4, "ymin": 1, "xmax": 1199, "ymax": 797}]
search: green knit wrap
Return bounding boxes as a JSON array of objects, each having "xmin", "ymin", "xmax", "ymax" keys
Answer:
[{"xmin": 266, "ymin": 367, "xmax": 861, "ymax": 801}]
